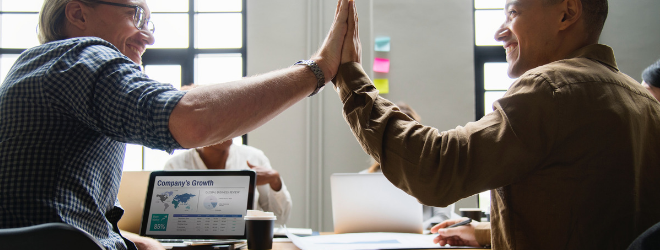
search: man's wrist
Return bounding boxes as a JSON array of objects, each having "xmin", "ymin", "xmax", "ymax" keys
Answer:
[
  {"xmin": 269, "ymin": 172, "xmax": 283, "ymax": 191},
  {"xmin": 293, "ymin": 60, "xmax": 325, "ymax": 97}
]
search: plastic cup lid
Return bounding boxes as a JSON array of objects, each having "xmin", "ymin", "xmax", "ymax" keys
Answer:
[{"xmin": 244, "ymin": 210, "xmax": 276, "ymax": 220}]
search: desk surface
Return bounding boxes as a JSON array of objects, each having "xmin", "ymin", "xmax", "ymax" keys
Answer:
[
  {"xmin": 270, "ymin": 231, "xmax": 490, "ymax": 250},
  {"xmin": 273, "ymin": 242, "xmax": 301, "ymax": 250},
  {"xmin": 272, "ymin": 242, "xmax": 486, "ymax": 250}
]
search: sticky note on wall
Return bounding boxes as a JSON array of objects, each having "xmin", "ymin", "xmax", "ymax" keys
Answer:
[
  {"xmin": 373, "ymin": 79, "xmax": 389, "ymax": 94},
  {"xmin": 375, "ymin": 37, "xmax": 391, "ymax": 52},
  {"xmin": 373, "ymin": 58, "xmax": 390, "ymax": 73}
]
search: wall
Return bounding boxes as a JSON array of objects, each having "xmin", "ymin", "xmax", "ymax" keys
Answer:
[
  {"xmin": 246, "ymin": 0, "xmax": 312, "ymax": 230},
  {"xmin": 246, "ymin": 0, "xmax": 660, "ymax": 232},
  {"xmin": 247, "ymin": 0, "xmax": 475, "ymax": 232},
  {"xmin": 600, "ymin": 0, "xmax": 660, "ymax": 81},
  {"xmin": 319, "ymin": 0, "xmax": 476, "ymax": 232}
]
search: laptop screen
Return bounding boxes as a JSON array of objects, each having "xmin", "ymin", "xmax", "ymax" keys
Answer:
[{"xmin": 140, "ymin": 170, "xmax": 255, "ymax": 239}]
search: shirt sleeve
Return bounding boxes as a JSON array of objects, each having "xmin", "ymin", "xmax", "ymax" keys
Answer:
[
  {"xmin": 333, "ymin": 62, "xmax": 558, "ymax": 207},
  {"xmin": 43, "ymin": 40, "xmax": 185, "ymax": 152},
  {"xmin": 474, "ymin": 222, "xmax": 492, "ymax": 247}
]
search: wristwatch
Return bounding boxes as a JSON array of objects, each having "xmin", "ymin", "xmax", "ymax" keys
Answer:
[{"xmin": 294, "ymin": 60, "xmax": 326, "ymax": 97}]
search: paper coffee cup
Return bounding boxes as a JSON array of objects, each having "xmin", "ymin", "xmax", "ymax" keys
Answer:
[
  {"xmin": 459, "ymin": 208, "xmax": 483, "ymax": 222},
  {"xmin": 244, "ymin": 210, "xmax": 276, "ymax": 250}
]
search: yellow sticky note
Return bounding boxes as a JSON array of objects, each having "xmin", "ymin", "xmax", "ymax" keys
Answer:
[{"xmin": 373, "ymin": 79, "xmax": 389, "ymax": 94}]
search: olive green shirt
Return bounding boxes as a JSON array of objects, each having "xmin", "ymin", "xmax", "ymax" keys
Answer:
[{"xmin": 333, "ymin": 44, "xmax": 660, "ymax": 249}]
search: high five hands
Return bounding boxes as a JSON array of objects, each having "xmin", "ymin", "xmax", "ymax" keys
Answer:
[
  {"xmin": 311, "ymin": 0, "xmax": 361, "ymax": 84},
  {"xmin": 340, "ymin": 0, "xmax": 361, "ymax": 64}
]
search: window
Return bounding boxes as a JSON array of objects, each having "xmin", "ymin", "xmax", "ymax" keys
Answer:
[
  {"xmin": 0, "ymin": 0, "xmax": 41, "ymax": 85},
  {"xmin": 0, "ymin": 0, "xmax": 247, "ymax": 171},
  {"xmin": 474, "ymin": 0, "xmax": 509, "ymax": 118},
  {"xmin": 474, "ymin": 0, "xmax": 511, "ymax": 214},
  {"xmin": 131, "ymin": 0, "xmax": 248, "ymax": 171}
]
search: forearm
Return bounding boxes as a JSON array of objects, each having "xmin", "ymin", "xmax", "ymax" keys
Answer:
[
  {"xmin": 269, "ymin": 174, "xmax": 283, "ymax": 191},
  {"xmin": 333, "ymin": 62, "xmax": 522, "ymax": 206},
  {"xmin": 333, "ymin": 63, "xmax": 454, "ymax": 204},
  {"xmin": 263, "ymin": 182, "xmax": 292, "ymax": 225},
  {"xmin": 121, "ymin": 230, "xmax": 165, "ymax": 250},
  {"xmin": 169, "ymin": 65, "xmax": 317, "ymax": 148}
]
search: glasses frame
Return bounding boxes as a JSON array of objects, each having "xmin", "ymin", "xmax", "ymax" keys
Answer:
[{"xmin": 91, "ymin": 0, "xmax": 155, "ymax": 34}]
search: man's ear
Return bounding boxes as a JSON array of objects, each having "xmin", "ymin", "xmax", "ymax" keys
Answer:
[
  {"xmin": 64, "ymin": 1, "xmax": 88, "ymax": 31},
  {"xmin": 559, "ymin": 0, "xmax": 582, "ymax": 31}
]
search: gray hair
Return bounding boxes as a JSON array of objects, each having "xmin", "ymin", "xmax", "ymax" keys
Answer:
[{"xmin": 38, "ymin": 0, "xmax": 97, "ymax": 44}]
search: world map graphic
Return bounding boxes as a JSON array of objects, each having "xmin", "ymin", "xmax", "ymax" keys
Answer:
[{"xmin": 155, "ymin": 191, "xmax": 196, "ymax": 211}]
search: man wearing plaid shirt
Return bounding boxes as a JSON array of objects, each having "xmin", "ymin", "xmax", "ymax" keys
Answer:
[{"xmin": 0, "ymin": 0, "xmax": 354, "ymax": 249}]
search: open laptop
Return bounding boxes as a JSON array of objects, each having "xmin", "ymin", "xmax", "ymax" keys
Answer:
[
  {"xmin": 139, "ymin": 170, "xmax": 256, "ymax": 247},
  {"xmin": 330, "ymin": 173, "xmax": 423, "ymax": 234}
]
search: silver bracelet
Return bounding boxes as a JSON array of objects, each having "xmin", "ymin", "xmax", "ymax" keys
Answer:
[{"xmin": 294, "ymin": 60, "xmax": 326, "ymax": 97}]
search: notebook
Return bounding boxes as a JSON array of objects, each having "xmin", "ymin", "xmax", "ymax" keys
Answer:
[
  {"xmin": 330, "ymin": 173, "xmax": 423, "ymax": 234},
  {"xmin": 139, "ymin": 170, "xmax": 256, "ymax": 247}
]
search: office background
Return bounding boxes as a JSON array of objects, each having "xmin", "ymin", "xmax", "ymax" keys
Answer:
[
  {"xmin": 246, "ymin": 0, "xmax": 660, "ymax": 232},
  {"xmin": 1, "ymin": 0, "xmax": 659, "ymax": 232}
]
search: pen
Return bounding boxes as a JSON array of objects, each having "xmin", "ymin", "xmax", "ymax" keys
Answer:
[{"xmin": 446, "ymin": 218, "xmax": 472, "ymax": 228}]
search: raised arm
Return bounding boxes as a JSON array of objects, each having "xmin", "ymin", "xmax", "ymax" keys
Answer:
[{"xmin": 169, "ymin": 0, "xmax": 351, "ymax": 148}]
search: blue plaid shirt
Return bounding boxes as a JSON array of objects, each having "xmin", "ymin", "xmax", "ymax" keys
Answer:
[{"xmin": 0, "ymin": 37, "xmax": 185, "ymax": 250}]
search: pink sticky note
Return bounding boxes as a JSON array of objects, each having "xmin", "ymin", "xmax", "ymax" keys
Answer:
[{"xmin": 373, "ymin": 58, "xmax": 390, "ymax": 73}]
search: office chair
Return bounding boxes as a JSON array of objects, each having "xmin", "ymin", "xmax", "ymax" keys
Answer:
[
  {"xmin": 0, "ymin": 222, "xmax": 106, "ymax": 250},
  {"xmin": 627, "ymin": 221, "xmax": 660, "ymax": 250}
]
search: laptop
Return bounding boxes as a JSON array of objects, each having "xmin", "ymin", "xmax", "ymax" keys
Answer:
[
  {"xmin": 330, "ymin": 173, "xmax": 423, "ymax": 234},
  {"xmin": 139, "ymin": 170, "xmax": 256, "ymax": 247},
  {"xmin": 118, "ymin": 170, "xmax": 152, "ymax": 234}
]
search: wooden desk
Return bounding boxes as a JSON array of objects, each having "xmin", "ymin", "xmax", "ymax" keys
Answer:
[{"xmin": 273, "ymin": 242, "xmax": 301, "ymax": 250}]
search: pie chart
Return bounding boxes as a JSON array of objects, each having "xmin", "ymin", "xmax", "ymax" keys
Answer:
[{"xmin": 203, "ymin": 195, "xmax": 218, "ymax": 210}]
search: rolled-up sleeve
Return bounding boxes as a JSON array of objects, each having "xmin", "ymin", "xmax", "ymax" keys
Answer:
[
  {"xmin": 333, "ymin": 62, "xmax": 557, "ymax": 207},
  {"xmin": 44, "ymin": 41, "xmax": 185, "ymax": 152},
  {"xmin": 474, "ymin": 222, "xmax": 491, "ymax": 247}
]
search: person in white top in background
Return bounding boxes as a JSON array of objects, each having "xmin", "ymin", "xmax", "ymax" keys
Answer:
[{"xmin": 164, "ymin": 137, "xmax": 292, "ymax": 226}]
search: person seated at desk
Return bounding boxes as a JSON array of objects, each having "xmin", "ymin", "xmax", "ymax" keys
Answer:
[
  {"xmin": 0, "ymin": 0, "xmax": 351, "ymax": 248},
  {"xmin": 642, "ymin": 59, "xmax": 660, "ymax": 101},
  {"xmin": 333, "ymin": 0, "xmax": 660, "ymax": 249},
  {"xmin": 164, "ymin": 139, "xmax": 292, "ymax": 226}
]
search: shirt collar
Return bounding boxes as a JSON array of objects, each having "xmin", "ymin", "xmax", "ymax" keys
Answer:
[{"xmin": 566, "ymin": 44, "xmax": 619, "ymax": 71}]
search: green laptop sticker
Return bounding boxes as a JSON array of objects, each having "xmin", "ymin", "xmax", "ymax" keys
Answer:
[{"xmin": 150, "ymin": 214, "xmax": 168, "ymax": 231}]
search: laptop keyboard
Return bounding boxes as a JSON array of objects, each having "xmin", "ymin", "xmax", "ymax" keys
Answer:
[
  {"xmin": 157, "ymin": 239, "xmax": 241, "ymax": 243},
  {"xmin": 157, "ymin": 239, "xmax": 184, "ymax": 243}
]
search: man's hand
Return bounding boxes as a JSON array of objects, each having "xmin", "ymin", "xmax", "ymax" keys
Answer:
[
  {"xmin": 430, "ymin": 218, "xmax": 481, "ymax": 247},
  {"xmin": 341, "ymin": 0, "xmax": 361, "ymax": 64},
  {"xmin": 121, "ymin": 230, "xmax": 165, "ymax": 250},
  {"xmin": 247, "ymin": 161, "xmax": 282, "ymax": 191},
  {"xmin": 310, "ymin": 0, "xmax": 351, "ymax": 83}
]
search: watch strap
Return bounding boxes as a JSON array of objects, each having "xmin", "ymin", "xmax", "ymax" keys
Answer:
[{"xmin": 294, "ymin": 60, "xmax": 326, "ymax": 97}]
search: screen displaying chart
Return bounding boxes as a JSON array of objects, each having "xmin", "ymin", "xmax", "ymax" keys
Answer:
[{"xmin": 145, "ymin": 176, "xmax": 250, "ymax": 235}]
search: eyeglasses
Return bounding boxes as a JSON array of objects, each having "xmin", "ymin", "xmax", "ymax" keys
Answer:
[{"xmin": 92, "ymin": 0, "xmax": 155, "ymax": 34}]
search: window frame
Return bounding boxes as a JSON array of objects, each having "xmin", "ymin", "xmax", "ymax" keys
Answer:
[
  {"xmin": 0, "ymin": 9, "xmax": 36, "ymax": 69},
  {"xmin": 0, "ymin": 1, "xmax": 249, "ymax": 171},
  {"xmin": 473, "ymin": 3, "xmax": 506, "ymax": 120},
  {"xmin": 141, "ymin": 0, "xmax": 247, "ymax": 86},
  {"xmin": 473, "ymin": 0, "xmax": 507, "ymax": 214}
]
